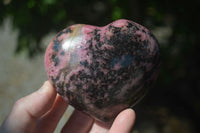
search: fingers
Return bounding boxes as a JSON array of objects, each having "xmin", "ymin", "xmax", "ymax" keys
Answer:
[
  {"xmin": 0, "ymin": 81, "xmax": 57, "ymax": 133},
  {"xmin": 89, "ymin": 122, "xmax": 109, "ymax": 133},
  {"xmin": 0, "ymin": 80, "xmax": 136, "ymax": 133},
  {"xmin": 35, "ymin": 94, "xmax": 68, "ymax": 133},
  {"xmin": 109, "ymin": 108, "xmax": 136, "ymax": 133},
  {"xmin": 61, "ymin": 110, "xmax": 94, "ymax": 133},
  {"xmin": 89, "ymin": 109, "xmax": 135, "ymax": 133}
]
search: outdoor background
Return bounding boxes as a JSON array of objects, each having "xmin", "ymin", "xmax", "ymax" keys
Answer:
[{"xmin": 0, "ymin": 0, "xmax": 200, "ymax": 133}]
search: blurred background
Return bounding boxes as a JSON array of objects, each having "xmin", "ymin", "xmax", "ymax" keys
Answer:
[{"xmin": 0, "ymin": 0, "xmax": 199, "ymax": 132}]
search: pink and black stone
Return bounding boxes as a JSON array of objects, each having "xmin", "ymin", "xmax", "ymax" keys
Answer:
[{"xmin": 44, "ymin": 19, "xmax": 160, "ymax": 122}]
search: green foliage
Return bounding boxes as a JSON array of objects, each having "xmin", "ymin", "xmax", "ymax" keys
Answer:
[{"xmin": 112, "ymin": 6, "xmax": 123, "ymax": 20}]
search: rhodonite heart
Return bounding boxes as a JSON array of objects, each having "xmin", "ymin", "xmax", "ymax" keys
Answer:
[{"xmin": 44, "ymin": 19, "xmax": 160, "ymax": 122}]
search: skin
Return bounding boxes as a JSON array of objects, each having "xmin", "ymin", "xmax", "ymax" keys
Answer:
[{"xmin": 0, "ymin": 81, "xmax": 136, "ymax": 133}]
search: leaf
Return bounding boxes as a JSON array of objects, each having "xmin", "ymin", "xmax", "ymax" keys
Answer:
[{"xmin": 112, "ymin": 6, "xmax": 123, "ymax": 20}]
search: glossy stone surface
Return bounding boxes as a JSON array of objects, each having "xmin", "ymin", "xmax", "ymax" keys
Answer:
[{"xmin": 44, "ymin": 19, "xmax": 160, "ymax": 122}]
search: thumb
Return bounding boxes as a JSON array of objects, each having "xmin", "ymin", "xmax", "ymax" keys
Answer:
[{"xmin": 0, "ymin": 81, "xmax": 57, "ymax": 133}]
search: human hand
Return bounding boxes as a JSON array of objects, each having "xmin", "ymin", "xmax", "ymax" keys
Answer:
[{"xmin": 0, "ymin": 81, "xmax": 136, "ymax": 133}]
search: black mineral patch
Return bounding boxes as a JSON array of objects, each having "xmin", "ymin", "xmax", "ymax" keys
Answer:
[
  {"xmin": 80, "ymin": 60, "xmax": 88, "ymax": 67},
  {"xmin": 65, "ymin": 28, "xmax": 72, "ymax": 33},
  {"xmin": 53, "ymin": 39, "xmax": 61, "ymax": 52},
  {"xmin": 51, "ymin": 54, "xmax": 60, "ymax": 66},
  {"xmin": 127, "ymin": 22, "xmax": 133, "ymax": 28},
  {"xmin": 57, "ymin": 28, "xmax": 72, "ymax": 38},
  {"xmin": 60, "ymin": 51, "xmax": 65, "ymax": 56}
]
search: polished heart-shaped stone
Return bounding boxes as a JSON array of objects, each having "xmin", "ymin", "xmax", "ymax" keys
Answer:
[{"xmin": 44, "ymin": 19, "xmax": 160, "ymax": 122}]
